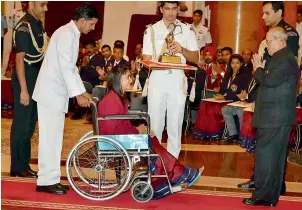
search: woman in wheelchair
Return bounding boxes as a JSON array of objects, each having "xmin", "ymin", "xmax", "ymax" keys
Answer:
[{"xmin": 98, "ymin": 65, "xmax": 204, "ymax": 199}]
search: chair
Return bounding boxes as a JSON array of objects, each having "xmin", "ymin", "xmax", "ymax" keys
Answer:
[{"xmin": 184, "ymin": 75, "xmax": 207, "ymax": 136}]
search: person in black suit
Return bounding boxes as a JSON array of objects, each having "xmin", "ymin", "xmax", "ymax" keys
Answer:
[
  {"xmin": 71, "ymin": 40, "xmax": 103, "ymax": 120},
  {"xmin": 243, "ymin": 27, "xmax": 300, "ymax": 207},
  {"xmin": 241, "ymin": 49, "xmax": 253, "ymax": 75},
  {"xmin": 80, "ymin": 40, "xmax": 103, "ymax": 87},
  {"xmin": 238, "ymin": 1, "xmax": 299, "ymax": 191}
]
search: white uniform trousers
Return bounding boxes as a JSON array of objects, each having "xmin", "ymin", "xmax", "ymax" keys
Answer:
[
  {"xmin": 37, "ymin": 102, "xmax": 65, "ymax": 186},
  {"xmin": 148, "ymin": 70, "xmax": 187, "ymax": 159}
]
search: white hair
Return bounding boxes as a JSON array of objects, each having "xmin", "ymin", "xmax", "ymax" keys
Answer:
[{"xmin": 271, "ymin": 27, "xmax": 288, "ymax": 41}]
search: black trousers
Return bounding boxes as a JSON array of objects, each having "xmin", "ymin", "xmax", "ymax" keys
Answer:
[
  {"xmin": 10, "ymin": 68, "xmax": 38, "ymax": 173},
  {"xmin": 252, "ymin": 126, "xmax": 291, "ymax": 204}
]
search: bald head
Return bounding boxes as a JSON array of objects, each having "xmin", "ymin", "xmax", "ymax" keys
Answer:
[{"xmin": 266, "ymin": 26, "xmax": 287, "ymax": 55}]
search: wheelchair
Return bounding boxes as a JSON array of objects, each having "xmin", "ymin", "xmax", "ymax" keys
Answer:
[{"xmin": 66, "ymin": 98, "xmax": 173, "ymax": 203}]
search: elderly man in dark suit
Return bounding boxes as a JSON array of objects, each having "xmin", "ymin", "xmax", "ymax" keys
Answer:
[{"xmin": 243, "ymin": 27, "xmax": 300, "ymax": 207}]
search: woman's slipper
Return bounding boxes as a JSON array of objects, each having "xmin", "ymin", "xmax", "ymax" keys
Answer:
[{"xmin": 188, "ymin": 166, "xmax": 204, "ymax": 187}]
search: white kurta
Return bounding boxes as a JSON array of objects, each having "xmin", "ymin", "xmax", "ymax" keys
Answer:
[
  {"xmin": 33, "ymin": 20, "xmax": 85, "ymax": 186},
  {"xmin": 143, "ymin": 19, "xmax": 198, "ymax": 158}
]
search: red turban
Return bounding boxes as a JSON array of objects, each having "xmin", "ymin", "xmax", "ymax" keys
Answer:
[{"xmin": 203, "ymin": 46, "xmax": 216, "ymax": 58}]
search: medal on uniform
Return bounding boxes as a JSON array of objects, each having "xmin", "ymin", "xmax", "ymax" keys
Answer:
[{"xmin": 158, "ymin": 23, "xmax": 182, "ymax": 64}]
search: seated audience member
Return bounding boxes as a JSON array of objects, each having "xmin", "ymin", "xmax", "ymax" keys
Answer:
[
  {"xmin": 80, "ymin": 40, "xmax": 103, "ymax": 87},
  {"xmin": 71, "ymin": 41, "xmax": 103, "ymax": 120},
  {"xmin": 193, "ymin": 54, "xmax": 252, "ymax": 140},
  {"xmin": 241, "ymin": 49, "xmax": 253, "ymax": 75},
  {"xmin": 129, "ymin": 43, "xmax": 148, "ymax": 112},
  {"xmin": 221, "ymin": 77, "xmax": 259, "ymax": 142},
  {"xmin": 101, "ymin": 44, "xmax": 114, "ymax": 68},
  {"xmin": 130, "ymin": 43, "xmax": 148, "ymax": 88},
  {"xmin": 98, "ymin": 65, "xmax": 204, "ymax": 199},
  {"xmin": 216, "ymin": 47, "xmax": 224, "ymax": 65},
  {"xmin": 203, "ymin": 46, "xmax": 223, "ymax": 95},
  {"xmin": 98, "ymin": 45, "xmax": 130, "ymax": 82},
  {"xmin": 114, "ymin": 40, "xmax": 129, "ymax": 61},
  {"xmin": 112, "ymin": 45, "xmax": 130, "ymax": 67},
  {"xmin": 95, "ymin": 40, "xmax": 101, "ymax": 56},
  {"xmin": 221, "ymin": 47, "xmax": 233, "ymax": 73}
]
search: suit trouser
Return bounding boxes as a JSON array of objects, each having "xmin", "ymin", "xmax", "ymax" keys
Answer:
[
  {"xmin": 148, "ymin": 70, "xmax": 187, "ymax": 159},
  {"xmin": 10, "ymin": 70, "xmax": 38, "ymax": 173},
  {"xmin": 252, "ymin": 126, "xmax": 291, "ymax": 204},
  {"xmin": 221, "ymin": 106, "xmax": 243, "ymax": 136},
  {"xmin": 37, "ymin": 103, "xmax": 65, "ymax": 186}
]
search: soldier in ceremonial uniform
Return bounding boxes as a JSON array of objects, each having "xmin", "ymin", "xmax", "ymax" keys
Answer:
[
  {"xmin": 10, "ymin": 1, "xmax": 48, "ymax": 178},
  {"xmin": 238, "ymin": 1, "xmax": 299, "ymax": 192},
  {"xmin": 143, "ymin": 1, "xmax": 199, "ymax": 158}
]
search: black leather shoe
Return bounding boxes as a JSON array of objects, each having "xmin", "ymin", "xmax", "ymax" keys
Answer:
[
  {"xmin": 10, "ymin": 170, "xmax": 38, "ymax": 178},
  {"xmin": 36, "ymin": 184, "xmax": 67, "ymax": 194},
  {"xmin": 237, "ymin": 180, "xmax": 255, "ymax": 189},
  {"xmin": 222, "ymin": 134, "xmax": 239, "ymax": 142},
  {"xmin": 28, "ymin": 169, "xmax": 38, "ymax": 177},
  {"xmin": 56, "ymin": 183, "xmax": 70, "ymax": 191},
  {"xmin": 243, "ymin": 197, "xmax": 276, "ymax": 207}
]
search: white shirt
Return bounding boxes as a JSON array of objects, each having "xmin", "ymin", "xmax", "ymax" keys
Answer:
[
  {"xmin": 143, "ymin": 19, "xmax": 198, "ymax": 64},
  {"xmin": 191, "ymin": 22, "xmax": 212, "ymax": 50},
  {"xmin": 33, "ymin": 20, "xmax": 86, "ymax": 113}
]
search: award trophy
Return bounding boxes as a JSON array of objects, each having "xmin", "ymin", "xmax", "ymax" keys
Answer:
[{"xmin": 158, "ymin": 23, "xmax": 182, "ymax": 64}]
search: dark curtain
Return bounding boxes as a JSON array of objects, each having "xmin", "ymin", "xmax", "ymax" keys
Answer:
[
  {"xmin": 45, "ymin": 1, "xmax": 104, "ymax": 44},
  {"xmin": 127, "ymin": 14, "xmax": 193, "ymax": 60}
]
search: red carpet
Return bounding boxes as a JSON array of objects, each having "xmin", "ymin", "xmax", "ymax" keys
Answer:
[{"xmin": 1, "ymin": 178, "xmax": 302, "ymax": 210}]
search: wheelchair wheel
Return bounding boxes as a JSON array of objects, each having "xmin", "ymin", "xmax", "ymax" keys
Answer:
[
  {"xmin": 131, "ymin": 181, "xmax": 154, "ymax": 203},
  {"xmin": 66, "ymin": 135, "xmax": 132, "ymax": 201}
]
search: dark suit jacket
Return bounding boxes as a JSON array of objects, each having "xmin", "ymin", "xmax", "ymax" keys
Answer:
[
  {"xmin": 109, "ymin": 58, "xmax": 130, "ymax": 68},
  {"xmin": 219, "ymin": 71, "xmax": 252, "ymax": 101},
  {"xmin": 246, "ymin": 78, "xmax": 260, "ymax": 103},
  {"xmin": 252, "ymin": 48, "xmax": 300, "ymax": 128},
  {"xmin": 241, "ymin": 62, "xmax": 253, "ymax": 75},
  {"xmin": 80, "ymin": 54, "xmax": 103, "ymax": 87}
]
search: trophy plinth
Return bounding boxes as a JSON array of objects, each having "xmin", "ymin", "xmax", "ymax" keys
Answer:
[{"xmin": 159, "ymin": 54, "xmax": 181, "ymax": 64}]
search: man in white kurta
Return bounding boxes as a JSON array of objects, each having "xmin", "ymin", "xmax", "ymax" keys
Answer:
[
  {"xmin": 33, "ymin": 4, "xmax": 99, "ymax": 194},
  {"xmin": 143, "ymin": 2, "xmax": 198, "ymax": 159}
]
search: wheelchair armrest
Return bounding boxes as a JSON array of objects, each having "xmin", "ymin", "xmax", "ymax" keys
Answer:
[
  {"xmin": 100, "ymin": 114, "xmax": 143, "ymax": 121},
  {"xmin": 127, "ymin": 109, "xmax": 142, "ymax": 114}
]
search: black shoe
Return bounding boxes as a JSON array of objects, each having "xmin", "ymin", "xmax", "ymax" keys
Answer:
[
  {"xmin": 28, "ymin": 169, "xmax": 38, "ymax": 177},
  {"xmin": 56, "ymin": 183, "xmax": 70, "ymax": 191},
  {"xmin": 237, "ymin": 180, "xmax": 255, "ymax": 189},
  {"xmin": 10, "ymin": 170, "xmax": 38, "ymax": 178},
  {"xmin": 222, "ymin": 134, "xmax": 239, "ymax": 142},
  {"xmin": 243, "ymin": 197, "xmax": 276, "ymax": 207},
  {"xmin": 36, "ymin": 184, "xmax": 67, "ymax": 194}
]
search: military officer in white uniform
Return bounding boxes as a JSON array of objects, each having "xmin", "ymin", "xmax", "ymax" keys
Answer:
[
  {"xmin": 143, "ymin": 1, "xmax": 199, "ymax": 158},
  {"xmin": 32, "ymin": 4, "xmax": 100, "ymax": 195},
  {"xmin": 191, "ymin": 9, "xmax": 212, "ymax": 50}
]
